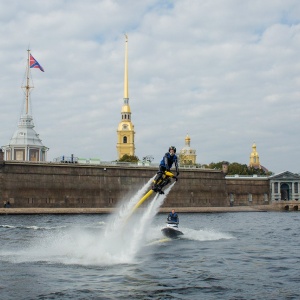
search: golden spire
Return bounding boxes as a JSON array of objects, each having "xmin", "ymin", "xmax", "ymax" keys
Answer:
[{"xmin": 124, "ymin": 34, "xmax": 128, "ymax": 99}]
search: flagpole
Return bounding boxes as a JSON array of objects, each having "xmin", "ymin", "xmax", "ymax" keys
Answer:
[
  {"xmin": 25, "ymin": 49, "xmax": 35, "ymax": 115},
  {"xmin": 25, "ymin": 49, "xmax": 30, "ymax": 114}
]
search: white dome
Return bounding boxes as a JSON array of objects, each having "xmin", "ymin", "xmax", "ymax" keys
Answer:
[{"xmin": 8, "ymin": 114, "xmax": 44, "ymax": 146}]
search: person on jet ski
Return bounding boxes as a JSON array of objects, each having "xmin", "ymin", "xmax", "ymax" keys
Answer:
[
  {"xmin": 167, "ymin": 209, "xmax": 179, "ymax": 223},
  {"xmin": 152, "ymin": 146, "xmax": 179, "ymax": 192}
]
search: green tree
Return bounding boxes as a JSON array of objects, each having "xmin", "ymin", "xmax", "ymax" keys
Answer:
[
  {"xmin": 206, "ymin": 161, "xmax": 273, "ymax": 175},
  {"xmin": 207, "ymin": 162, "xmax": 223, "ymax": 170},
  {"xmin": 118, "ymin": 154, "xmax": 139, "ymax": 163},
  {"xmin": 228, "ymin": 162, "xmax": 250, "ymax": 175}
]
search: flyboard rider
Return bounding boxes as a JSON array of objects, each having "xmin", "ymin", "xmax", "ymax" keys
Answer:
[{"xmin": 152, "ymin": 146, "xmax": 179, "ymax": 193}]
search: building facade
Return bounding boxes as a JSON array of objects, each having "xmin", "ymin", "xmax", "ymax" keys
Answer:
[
  {"xmin": 269, "ymin": 171, "xmax": 300, "ymax": 201},
  {"xmin": 179, "ymin": 134, "xmax": 197, "ymax": 165}
]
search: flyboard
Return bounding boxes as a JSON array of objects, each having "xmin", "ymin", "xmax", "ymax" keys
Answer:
[{"xmin": 126, "ymin": 171, "xmax": 177, "ymax": 221}]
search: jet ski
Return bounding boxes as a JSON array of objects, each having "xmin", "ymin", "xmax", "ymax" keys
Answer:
[{"xmin": 161, "ymin": 221, "xmax": 183, "ymax": 239}]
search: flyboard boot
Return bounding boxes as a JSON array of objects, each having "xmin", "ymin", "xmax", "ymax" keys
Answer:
[{"xmin": 152, "ymin": 172, "xmax": 164, "ymax": 194}]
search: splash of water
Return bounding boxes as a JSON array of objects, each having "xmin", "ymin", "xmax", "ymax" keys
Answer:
[
  {"xmin": 1, "ymin": 179, "xmax": 235, "ymax": 266},
  {"xmin": 99, "ymin": 179, "xmax": 175, "ymax": 262},
  {"xmin": 103, "ymin": 176, "xmax": 155, "ymax": 237},
  {"xmin": 125, "ymin": 182, "xmax": 176, "ymax": 254},
  {"xmin": 181, "ymin": 228, "xmax": 234, "ymax": 241},
  {"xmin": 8, "ymin": 177, "xmax": 169, "ymax": 266}
]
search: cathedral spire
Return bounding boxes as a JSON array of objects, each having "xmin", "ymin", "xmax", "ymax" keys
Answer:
[
  {"xmin": 116, "ymin": 35, "xmax": 135, "ymax": 159},
  {"xmin": 124, "ymin": 34, "xmax": 129, "ymax": 99}
]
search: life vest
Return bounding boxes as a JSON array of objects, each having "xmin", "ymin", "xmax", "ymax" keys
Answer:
[{"xmin": 160, "ymin": 152, "xmax": 178, "ymax": 169}]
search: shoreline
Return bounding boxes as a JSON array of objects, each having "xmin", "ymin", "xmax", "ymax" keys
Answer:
[{"xmin": 0, "ymin": 205, "xmax": 280, "ymax": 215}]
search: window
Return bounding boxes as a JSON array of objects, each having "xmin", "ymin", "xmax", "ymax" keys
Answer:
[
  {"xmin": 294, "ymin": 182, "xmax": 298, "ymax": 193},
  {"xmin": 123, "ymin": 136, "xmax": 127, "ymax": 143},
  {"xmin": 274, "ymin": 182, "xmax": 278, "ymax": 193},
  {"xmin": 29, "ymin": 149, "xmax": 39, "ymax": 162},
  {"xmin": 14, "ymin": 149, "xmax": 25, "ymax": 161}
]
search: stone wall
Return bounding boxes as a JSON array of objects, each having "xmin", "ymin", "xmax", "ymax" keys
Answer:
[
  {"xmin": 0, "ymin": 161, "xmax": 270, "ymax": 208},
  {"xmin": 226, "ymin": 176, "xmax": 269, "ymax": 206}
]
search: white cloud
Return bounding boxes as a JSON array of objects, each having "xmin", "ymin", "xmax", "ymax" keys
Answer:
[{"xmin": 1, "ymin": 0, "xmax": 300, "ymax": 173}]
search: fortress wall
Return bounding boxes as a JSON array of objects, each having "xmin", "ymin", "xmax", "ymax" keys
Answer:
[
  {"xmin": 0, "ymin": 162, "xmax": 151, "ymax": 208},
  {"xmin": 226, "ymin": 178, "xmax": 270, "ymax": 206},
  {"xmin": 0, "ymin": 161, "xmax": 269, "ymax": 208}
]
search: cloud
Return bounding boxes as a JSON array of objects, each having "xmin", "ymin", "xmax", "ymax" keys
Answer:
[{"xmin": 1, "ymin": 0, "xmax": 300, "ymax": 174}]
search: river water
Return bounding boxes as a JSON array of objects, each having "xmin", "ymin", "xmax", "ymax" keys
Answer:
[{"xmin": 0, "ymin": 182, "xmax": 300, "ymax": 299}]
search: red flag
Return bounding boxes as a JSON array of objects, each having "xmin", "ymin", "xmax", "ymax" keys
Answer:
[{"xmin": 30, "ymin": 54, "xmax": 44, "ymax": 72}]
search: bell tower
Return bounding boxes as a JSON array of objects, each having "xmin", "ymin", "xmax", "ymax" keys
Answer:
[{"xmin": 116, "ymin": 35, "xmax": 135, "ymax": 159}]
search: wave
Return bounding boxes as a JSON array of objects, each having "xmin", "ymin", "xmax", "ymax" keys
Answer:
[
  {"xmin": 181, "ymin": 228, "xmax": 235, "ymax": 241},
  {"xmin": 146, "ymin": 225, "xmax": 234, "ymax": 244},
  {"xmin": 0, "ymin": 224, "xmax": 67, "ymax": 230}
]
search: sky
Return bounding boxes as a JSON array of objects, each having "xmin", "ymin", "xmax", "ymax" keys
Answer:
[{"xmin": 1, "ymin": 0, "xmax": 300, "ymax": 174}]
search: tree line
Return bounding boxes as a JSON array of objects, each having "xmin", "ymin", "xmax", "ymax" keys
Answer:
[{"xmin": 118, "ymin": 155, "xmax": 273, "ymax": 176}]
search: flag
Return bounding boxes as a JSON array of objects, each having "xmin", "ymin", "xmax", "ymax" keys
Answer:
[{"xmin": 30, "ymin": 54, "xmax": 44, "ymax": 72}]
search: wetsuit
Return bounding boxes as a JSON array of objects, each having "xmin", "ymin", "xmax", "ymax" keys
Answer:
[
  {"xmin": 152, "ymin": 152, "xmax": 179, "ymax": 192},
  {"xmin": 155, "ymin": 152, "xmax": 179, "ymax": 179}
]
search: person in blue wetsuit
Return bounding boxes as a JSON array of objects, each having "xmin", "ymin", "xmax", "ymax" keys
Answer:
[
  {"xmin": 167, "ymin": 209, "xmax": 179, "ymax": 223},
  {"xmin": 152, "ymin": 146, "xmax": 179, "ymax": 192}
]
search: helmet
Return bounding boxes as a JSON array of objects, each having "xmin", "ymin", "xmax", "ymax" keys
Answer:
[{"xmin": 169, "ymin": 146, "xmax": 176, "ymax": 153}]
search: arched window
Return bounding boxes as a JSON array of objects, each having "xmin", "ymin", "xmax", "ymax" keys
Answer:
[{"xmin": 123, "ymin": 136, "xmax": 127, "ymax": 143}]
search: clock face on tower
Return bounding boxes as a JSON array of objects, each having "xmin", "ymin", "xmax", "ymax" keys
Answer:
[{"xmin": 122, "ymin": 124, "xmax": 128, "ymax": 130}]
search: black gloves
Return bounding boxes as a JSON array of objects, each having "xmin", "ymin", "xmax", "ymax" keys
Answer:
[{"xmin": 177, "ymin": 172, "xmax": 179, "ymax": 176}]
